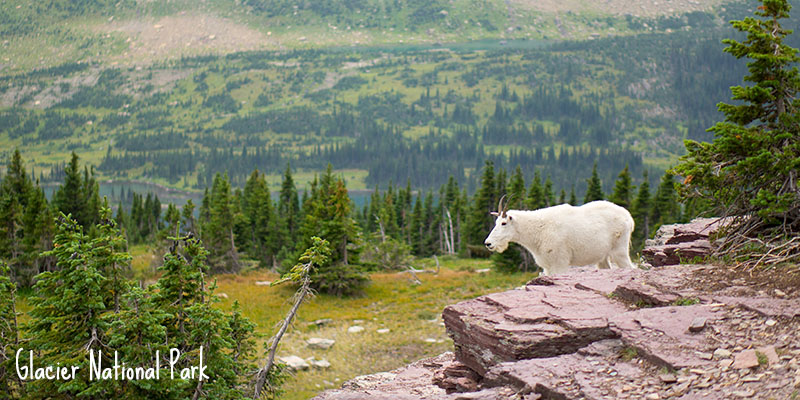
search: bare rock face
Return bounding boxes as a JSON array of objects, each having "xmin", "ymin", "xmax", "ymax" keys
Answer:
[
  {"xmin": 313, "ymin": 264, "xmax": 800, "ymax": 400},
  {"xmin": 642, "ymin": 217, "xmax": 724, "ymax": 266},
  {"xmin": 442, "ymin": 270, "xmax": 629, "ymax": 375}
]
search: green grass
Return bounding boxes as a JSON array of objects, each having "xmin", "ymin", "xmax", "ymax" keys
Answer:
[
  {"xmin": 620, "ymin": 346, "xmax": 638, "ymax": 362},
  {"xmin": 211, "ymin": 256, "xmax": 537, "ymax": 399},
  {"xmin": 11, "ymin": 253, "xmax": 534, "ymax": 399},
  {"xmin": 672, "ymin": 297, "xmax": 700, "ymax": 306}
]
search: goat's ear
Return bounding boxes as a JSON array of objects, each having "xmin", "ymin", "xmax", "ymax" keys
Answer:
[{"xmin": 490, "ymin": 211, "xmax": 499, "ymax": 216}]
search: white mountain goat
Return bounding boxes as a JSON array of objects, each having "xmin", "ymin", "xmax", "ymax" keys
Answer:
[{"xmin": 484, "ymin": 196, "xmax": 636, "ymax": 276}]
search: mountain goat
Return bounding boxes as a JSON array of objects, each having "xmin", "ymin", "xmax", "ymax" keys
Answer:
[{"xmin": 484, "ymin": 196, "xmax": 636, "ymax": 276}]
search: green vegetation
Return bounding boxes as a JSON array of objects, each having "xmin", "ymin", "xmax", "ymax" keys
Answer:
[
  {"xmin": 672, "ymin": 297, "xmax": 700, "ymax": 306},
  {"xmin": 3, "ymin": 1, "xmax": 792, "ymax": 204},
  {"xmin": 673, "ymin": 0, "xmax": 800, "ymax": 268},
  {"xmin": 620, "ymin": 346, "xmax": 639, "ymax": 361}
]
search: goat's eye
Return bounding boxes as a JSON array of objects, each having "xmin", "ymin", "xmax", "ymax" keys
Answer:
[{"xmin": 501, "ymin": 222, "xmax": 507, "ymax": 226}]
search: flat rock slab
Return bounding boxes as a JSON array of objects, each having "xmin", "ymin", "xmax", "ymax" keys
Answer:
[
  {"xmin": 443, "ymin": 281, "xmax": 626, "ymax": 374},
  {"xmin": 714, "ymin": 296, "xmax": 800, "ymax": 318},
  {"xmin": 311, "ymin": 352, "xmax": 517, "ymax": 400},
  {"xmin": 609, "ymin": 305, "xmax": 722, "ymax": 370},
  {"xmin": 484, "ymin": 341, "xmax": 647, "ymax": 400}
]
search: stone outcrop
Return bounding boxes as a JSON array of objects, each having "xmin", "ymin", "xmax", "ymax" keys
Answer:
[
  {"xmin": 642, "ymin": 217, "xmax": 724, "ymax": 266},
  {"xmin": 313, "ymin": 264, "xmax": 800, "ymax": 400}
]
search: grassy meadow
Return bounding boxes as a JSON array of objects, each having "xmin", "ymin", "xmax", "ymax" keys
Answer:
[
  {"xmin": 209, "ymin": 256, "xmax": 535, "ymax": 399},
  {"xmin": 13, "ymin": 251, "xmax": 534, "ymax": 399}
]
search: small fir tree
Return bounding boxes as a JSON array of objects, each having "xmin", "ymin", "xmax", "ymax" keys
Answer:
[
  {"xmin": 673, "ymin": 0, "xmax": 800, "ymax": 265},
  {"xmin": 584, "ymin": 162, "xmax": 604, "ymax": 204},
  {"xmin": 610, "ymin": 164, "xmax": 634, "ymax": 209}
]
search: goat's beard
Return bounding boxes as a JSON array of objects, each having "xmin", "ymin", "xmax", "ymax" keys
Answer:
[{"xmin": 492, "ymin": 241, "xmax": 509, "ymax": 253}]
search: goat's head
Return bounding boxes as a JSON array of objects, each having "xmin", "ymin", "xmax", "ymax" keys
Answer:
[{"xmin": 485, "ymin": 194, "xmax": 515, "ymax": 253}]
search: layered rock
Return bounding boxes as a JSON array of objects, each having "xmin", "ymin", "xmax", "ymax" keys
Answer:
[
  {"xmin": 642, "ymin": 217, "xmax": 725, "ymax": 266},
  {"xmin": 313, "ymin": 265, "xmax": 800, "ymax": 400}
]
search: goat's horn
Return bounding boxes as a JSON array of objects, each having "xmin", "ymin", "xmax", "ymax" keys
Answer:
[
  {"xmin": 497, "ymin": 194, "xmax": 507, "ymax": 216},
  {"xmin": 503, "ymin": 194, "xmax": 514, "ymax": 213}
]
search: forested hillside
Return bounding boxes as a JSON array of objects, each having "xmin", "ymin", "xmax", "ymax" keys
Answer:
[{"xmin": 3, "ymin": 0, "xmax": 793, "ymax": 201}]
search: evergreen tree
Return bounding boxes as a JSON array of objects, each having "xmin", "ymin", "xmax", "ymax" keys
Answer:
[
  {"xmin": 0, "ymin": 150, "xmax": 32, "ymax": 284},
  {"xmin": 584, "ymin": 162, "xmax": 604, "ymax": 203},
  {"xmin": 25, "ymin": 213, "xmax": 110, "ymax": 398},
  {"xmin": 203, "ymin": 173, "xmax": 240, "ymax": 273},
  {"xmin": 151, "ymin": 233, "xmax": 260, "ymax": 399},
  {"xmin": 181, "ymin": 199, "xmax": 197, "ymax": 236},
  {"xmin": 297, "ymin": 165, "xmax": 366, "ymax": 295},
  {"xmin": 492, "ymin": 166, "xmax": 535, "ymax": 273},
  {"xmin": 650, "ymin": 172, "xmax": 681, "ymax": 233},
  {"xmin": 569, "ymin": 185, "xmax": 577, "ymax": 206},
  {"xmin": 22, "ymin": 184, "xmax": 54, "ymax": 279},
  {"xmin": 52, "ymin": 152, "xmax": 101, "ymax": 229},
  {"xmin": 543, "ymin": 176, "xmax": 555, "ymax": 207},
  {"xmin": 610, "ymin": 164, "xmax": 634, "ymax": 209},
  {"xmin": 278, "ymin": 163, "xmax": 301, "ymax": 243},
  {"xmin": 507, "ymin": 166, "xmax": 527, "ymax": 209},
  {"xmin": 464, "ymin": 161, "xmax": 496, "ymax": 252},
  {"xmin": 673, "ymin": 0, "xmax": 800, "ymax": 265},
  {"xmin": 0, "ymin": 261, "xmax": 22, "ymax": 396},
  {"xmin": 632, "ymin": 170, "xmax": 652, "ymax": 250},
  {"xmin": 410, "ymin": 194, "xmax": 424, "ymax": 254},
  {"xmin": 526, "ymin": 169, "xmax": 544, "ymax": 210}
]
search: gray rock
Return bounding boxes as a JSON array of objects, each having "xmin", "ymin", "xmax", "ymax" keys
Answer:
[
  {"xmin": 313, "ymin": 318, "xmax": 333, "ymax": 327},
  {"xmin": 609, "ymin": 305, "xmax": 721, "ymax": 370},
  {"xmin": 347, "ymin": 326, "xmax": 365, "ymax": 333},
  {"xmin": 714, "ymin": 348, "xmax": 733, "ymax": 359},
  {"xmin": 443, "ymin": 277, "xmax": 626, "ymax": 374},
  {"xmin": 733, "ymin": 350, "xmax": 759, "ymax": 369},
  {"xmin": 689, "ymin": 316, "xmax": 707, "ymax": 332},
  {"xmin": 279, "ymin": 355, "xmax": 310, "ymax": 371},
  {"xmin": 307, "ymin": 337, "xmax": 335, "ymax": 350},
  {"xmin": 307, "ymin": 357, "xmax": 332, "ymax": 369}
]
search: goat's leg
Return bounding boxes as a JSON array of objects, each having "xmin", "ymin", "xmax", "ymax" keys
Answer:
[{"xmin": 609, "ymin": 245, "xmax": 636, "ymax": 269}]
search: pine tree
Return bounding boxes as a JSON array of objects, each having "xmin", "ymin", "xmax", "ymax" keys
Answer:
[
  {"xmin": 632, "ymin": 170, "xmax": 652, "ymax": 250},
  {"xmin": 610, "ymin": 164, "xmax": 634, "ymax": 209},
  {"xmin": 492, "ymin": 166, "xmax": 535, "ymax": 273},
  {"xmin": 526, "ymin": 170, "xmax": 544, "ymax": 210},
  {"xmin": 278, "ymin": 163, "xmax": 301, "ymax": 243},
  {"xmin": 26, "ymin": 213, "xmax": 110, "ymax": 398},
  {"xmin": 204, "ymin": 173, "xmax": 240, "ymax": 273},
  {"xmin": 507, "ymin": 166, "xmax": 526, "ymax": 209},
  {"xmin": 181, "ymin": 199, "xmax": 197, "ymax": 236},
  {"xmin": 543, "ymin": 176, "xmax": 555, "ymax": 207},
  {"xmin": 673, "ymin": 0, "xmax": 800, "ymax": 265},
  {"xmin": 569, "ymin": 185, "xmax": 577, "ymax": 206},
  {"xmin": 151, "ymin": 233, "xmax": 260, "ymax": 399},
  {"xmin": 52, "ymin": 152, "xmax": 101, "ymax": 229},
  {"xmin": 584, "ymin": 162, "xmax": 604, "ymax": 203},
  {"xmin": 297, "ymin": 165, "xmax": 366, "ymax": 295},
  {"xmin": 0, "ymin": 261, "xmax": 22, "ymax": 396},
  {"xmin": 651, "ymin": 172, "xmax": 681, "ymax": 233},
  {"xmin": 464, "ymin": 161, "xmax": 496, "ymax": 251},
  {"xmin": 410, "ymin": 194, "xmax": 424, "ymax": 254},
  {"xmin": 0, "ymin": 150, "xmax": 34, "ymax": 285}
]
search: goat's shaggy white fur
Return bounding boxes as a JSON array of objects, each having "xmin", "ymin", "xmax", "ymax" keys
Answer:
[{"xmin": 484, "ymin": 200, "xmax": 636, "ymax": 276}]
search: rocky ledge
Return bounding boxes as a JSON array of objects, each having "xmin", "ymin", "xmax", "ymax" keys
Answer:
[
  {"xmin": 642, "ymin": 218, "xmax": 724, "ymax": 267},
  {"xmin": 313, "ymin": 263, "xmax": 800, "ymax": 400}
]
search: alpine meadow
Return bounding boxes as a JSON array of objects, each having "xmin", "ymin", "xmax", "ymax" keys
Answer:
[{"xmin": 1, "ymin": 0, "xmax": 799, "ymax": 399}]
